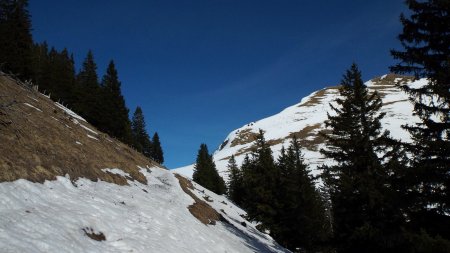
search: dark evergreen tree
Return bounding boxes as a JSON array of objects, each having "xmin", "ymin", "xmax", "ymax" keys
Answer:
[
  {"xmin": 390, "ymin": 0, "xmax": 450, "ymax": 241},
  {"xmin": 31, "ymin": 42, "xmax": 49, "ymax": 95},
  {"xmin": 30, "ymin": 44, "xmax": 76, "ymax": 107},
  {"xmin": 321, "ymin": 64, "xmax": 404, "ymax": 252},
  {"xmin": 273, "ymin": 136, "xmax": 330, "ymax": 252},
  {"xmin": 0, "ymin": 0, "xmax": 33, "ymax": 80},
  {"xmin": 242, "ymin": 129, "xmax": 278, "ymax": 231},
  {"xmin": 100, "ymin": 60, "xmax": 133, "ymax": 144},
  {"xmin": 192, "ymin": 143, "xmax": 226, "ymax": 195},
  {"xmin": 75, "ymin": 50, "xmax": 103, "ymax": 127},
  {"xmin": 49, "ymin": 48, "xmax": 76, "ymax": 105},
  {"xmin": 131, "ymin": 106, "xmax": 152, "ymax": 158},
  {"xmin": 226, "ymin": 155, "xmax": 244, "ymax": 206},
  {"xmin": 30, "ymin": 42, "xmax": 49, "ymax": 90},
  {"xmin": 151, "ymin": 132, "xmax": 164, "ymax": 164}
]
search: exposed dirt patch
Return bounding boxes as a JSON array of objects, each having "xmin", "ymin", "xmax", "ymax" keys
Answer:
[
  {"xmin": 82, "ymin": 227, "xmax": 106, "ymax": 241},
  {"xmin": 0, "ymin": 74, "xmax": 158, "ymax": 184},
  {"xmin": 370, "ymin": 74, "xmax": 414, "ymax": 86},
  {"xmin": 221, "ymin": 123, "xmax": 326, "ymax": 161},
  {"xmin": 298, "ymin": 86, "xmax": 339, "ymax": 108},
  {"xmin": 230, "ymin": 128, "xmax": 258, "ymax": 147},
  {"xmin": 174, "ymin": 174, "xmax": 222, "ymax": 225}
]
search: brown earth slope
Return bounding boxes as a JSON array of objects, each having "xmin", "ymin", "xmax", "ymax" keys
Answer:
[{"xmin": 0, "ymin": 73, "xmax": 158, "ymax": 184}]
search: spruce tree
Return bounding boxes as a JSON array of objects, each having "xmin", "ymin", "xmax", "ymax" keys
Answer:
[
  {"xmin": 242, "ymin": 129, "xmax": 278, "ymax": 231},
  {"xmin": 131, "ymin": 106, "xmax": 152, "ymax": 158},
  {"xmin": 101, "ymin": 60, "xmax": 133, "ymax": 144},
  {"xmin": 151, "ymin": 132, "xmax": 164, "ymax": 164},
  {"xmin": 321, "ymin": 64, "xmax": 403, "ymax": 252},
  {"xmin": 390, "ymin": 0, "xmax": 450, "ymax": 240},
  {"xmin": 226, "ymin": 155, "xmax": 244, "ymax": 206},
  {"xmin": 0, "ymin": 0, "xmax": 33, "ymax": 80},
  {"xmin": 75, "ymin": 50, "xmax": 102, "ymax": 127},
  {"xmin": 192, "ymin": 144, "xmax": 226, "ymax": 195},
  {"xmin": 274, "ymin": 136, "xmax": 330, "ymax": 251},
  {"xmin": 31, "ymin": 42, "xmax": 49, "ymax": 91}
]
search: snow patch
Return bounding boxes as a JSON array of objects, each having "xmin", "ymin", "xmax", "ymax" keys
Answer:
[
  {"xmin": 80, "ymin": 124, "xmax": 98, "ymax": 135},
  {"xmin": 87, "ymin": 134, "xmax": 99, "ymax": 141},
  {"xmin": 55, "ymin": 102, "xmax": 86, "ymax": 122},
  {"xmin": 23, "ymin": 103, "xmax": 42, "ymax": 112},
  {"xmin": 102, "ymin": 168, "xmax": 130, "ymax": 178}
]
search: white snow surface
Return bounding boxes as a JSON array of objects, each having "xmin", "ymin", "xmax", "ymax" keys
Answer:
[
  {"xmin": 23, "ymin": 102, "xmax": 42, "ymax": 112},
  {"xmin": 55, "ymin": 102, "xmax": 86, "ymax": 122},
  {"xmin": 87, "ymin": 134, "xmax": 99, "ymax": 141},
  {"xmin": 0, "ymin": 167, "xmax": 288, "ymax": 253},
  {"xmin": 174, "ymin": 76, "xmax": 425, "ymax": 180}
]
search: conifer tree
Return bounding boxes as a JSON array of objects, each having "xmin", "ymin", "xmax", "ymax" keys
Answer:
[
  {"xmin": 151, "ymin": 132, "xmax": 164, "ymax": 164},
  {"xmin": 101, "ymin": 60, "xmax": 133, "ymax": 144},
  {"xmin": 31, "ymin": 42, "xmax": 49, "ymax": 91},
  {"xmin": 274, "ymin": 136, "xmax": 330, "ymax": 251},
  {"xmin": 226, "ymin": 155, "xmax": 244, "ymax": 206},
  {"xmin": 75, "ymin": 50, "xmax": 102, "ymax": 127},
  {"xmin": 242, "ymin": 129, "xmax": 278, "ymax": 231},
  {"xmin": 0, "ymin": 0, "xmax": 33, "ymax": 80},
  {"xmin": 321, "ymin": 64, "xmax": 403, "ymax": 252},
  {"xmin": 131, "ymin": 106, "xmax": 152, "ymax": 158},
  {"xmin": 30, "ymin": 44, "xmax": 76, "ymax": 107},
  {"xmin": 192, "ymin": 144, "xmax": 226, "ymax": 195},
  {"xmin": 390, "ymin": 0, "xmax": 450, "ymax": 240}
]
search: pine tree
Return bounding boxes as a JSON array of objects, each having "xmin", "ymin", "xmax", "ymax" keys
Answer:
[
  {"xmin": 31, "ymin": 42, "xmax": 49, "ymax": 91},
  {"xmin": 242, "ymin": 129, "xmax": 278, "ymax": 231},
  {"xmin": 390, "ymin": 0, "xmax": 450, "ymax": 240},
  {"xmin": 321, "ymin": 64, "xmax": 403, "ymax": 252},
  {"xmin": 131, "ymin": 106, "xmax": 152, "ymax": 158},
  {"xmin": 192, "ymin": 144, "xmax": 226, "ymax": 195},
  {"xmin": 274, "ymin": 136, "xmax": 330, "ymax": 251},
  {"xmin": 151, "ymin": 132, "xmax": 164, "ymax": 164},
  {"xmin": 101, "ymin": 60, "xmax": 133, "ymax": 144},
  {"xmin": 0, "ymin": 0, "xmax": 33, "ymax": 80},
  {"xmin": 75, "ymin": 50, "xmax": 102, "ymax": 127},
  {"xmin": 226, "ymin": 155, "xmax": 244, "ymax": 206}
]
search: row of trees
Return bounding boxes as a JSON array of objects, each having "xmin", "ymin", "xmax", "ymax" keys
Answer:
[
  {"xmin": 227, "ymin": 132, "xmax": 330, "ymax": 252},
  {"xmin": 0, "ymin": 0, "xmax": 164, "ymax": 164},
  {"xmin": 192, "ymin": 132, "xmax": 329, "ymax": 251},
  {"xmin": 194, "ymin": 1, "xmax": 449, "ymax": 252}
]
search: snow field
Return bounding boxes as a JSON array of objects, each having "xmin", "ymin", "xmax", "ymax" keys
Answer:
[{"xmin": 0, "ymin": 167, "xmax": 288, "ymax": 253}]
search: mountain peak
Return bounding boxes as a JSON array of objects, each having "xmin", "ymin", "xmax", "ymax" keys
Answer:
[{"xmin": 175, "ymin": 74, "xmax": 422, "ymax": 180}]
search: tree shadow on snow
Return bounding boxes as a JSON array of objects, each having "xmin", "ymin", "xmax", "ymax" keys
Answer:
[{"xmin": 220, "ymin": 221, "xmax": 290, "ymax": 253}]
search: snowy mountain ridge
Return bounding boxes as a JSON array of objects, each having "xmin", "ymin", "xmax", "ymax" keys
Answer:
[{"xmin": 174, "ymin": 74, "xmax": 423, "ymax": 179}]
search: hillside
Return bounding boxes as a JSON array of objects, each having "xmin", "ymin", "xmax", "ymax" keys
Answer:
[
  {"xmin": 0, "ymin": 73, "xmax": 288, "ymax": 253},
  {"xmin": 175, "ymin": 74, "xmax": 423, "ymax": 179}
]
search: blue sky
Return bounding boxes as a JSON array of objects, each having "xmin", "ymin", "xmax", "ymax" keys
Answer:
[{"xmin": 29, "ymin": 0, "xmax": 407, "ymax": 168}]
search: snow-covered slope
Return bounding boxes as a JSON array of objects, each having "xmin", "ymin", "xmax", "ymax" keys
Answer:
[
  {"xmin": 0, "ymin": 73, "xmax": 289, "ymax": 252},
  {"xmin": 0, "ymin": 167, "xmax": 288, "ymax": 253},
  {"xmin": 174, "ymin": 74, "xmax": 424, "ymax": 180}
]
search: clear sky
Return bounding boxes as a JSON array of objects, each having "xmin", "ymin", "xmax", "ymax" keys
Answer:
[{"xmin": 29, "ymin": 0, "xmax": 407, "ymax": 169}]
